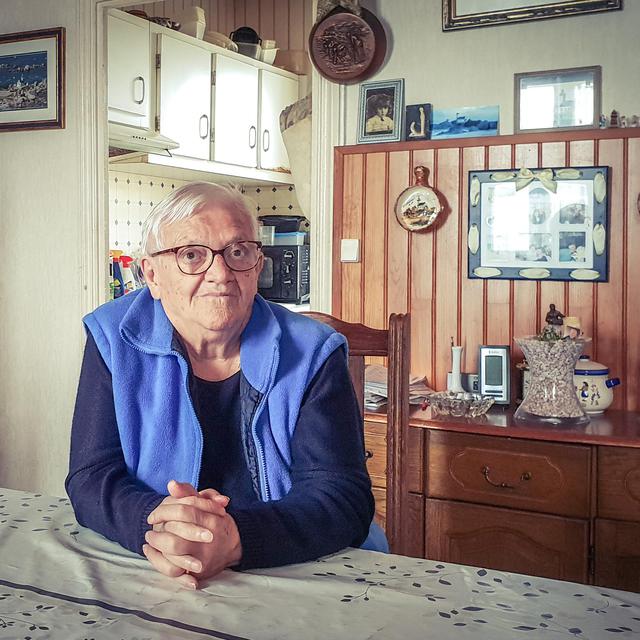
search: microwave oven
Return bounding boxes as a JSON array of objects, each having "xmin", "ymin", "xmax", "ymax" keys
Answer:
[{"xmin": 258, "ymin": 245, "xmax": 310, "ymax": 305}]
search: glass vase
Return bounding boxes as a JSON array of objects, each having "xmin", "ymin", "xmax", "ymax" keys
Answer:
[{"xmin": 514, "ymin": 336, "xmax": 590, "ymax": 426}]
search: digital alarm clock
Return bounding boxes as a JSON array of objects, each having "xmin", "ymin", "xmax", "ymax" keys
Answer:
[{"xmin": 479, "ymin": 345, "xmax": 511, "ymax": 405}]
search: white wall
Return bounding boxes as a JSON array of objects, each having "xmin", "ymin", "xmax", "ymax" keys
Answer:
[
  {"xmin": 345, "ymin": 1, "xmax": 640, "ymax": 143},
  {"xmin": 0, "ymin": 0, "xmax": 86, "ymax": 495}
]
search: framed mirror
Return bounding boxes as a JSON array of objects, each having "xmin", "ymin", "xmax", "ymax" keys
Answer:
[{"xmin": 515, "ymin": 66, "xmax": 601, "ymax": 134}]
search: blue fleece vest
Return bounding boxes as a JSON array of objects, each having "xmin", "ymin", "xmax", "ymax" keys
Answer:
[{"xmin": 84, "ymin": 288, "xmax": 387, "ymax": 552}]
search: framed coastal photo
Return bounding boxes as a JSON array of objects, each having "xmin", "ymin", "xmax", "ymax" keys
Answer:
[
  {"xmin": 431, "ymin": 105, "xmax": 499, "ymax": 140},
  {"xmin": 0, "ymin": 27, "xmax": 66, "ymax": 132},
  {"xmin": 515, "ymin": 66, "xmax": 601, "ymax": 134},
  {"xmin": 357, "ymin": 79, "xmax": 404, "ymax": 144},
  {"xmin": 467, "ymin": 166, "xmax": 609, "ymax": 282},
  {"xmin": 442, "ymin": 0, "xmax": 622, "ymax": 31},
  {"xmin": 404, "ymin": 103, "xmax": 431, "ymax": 141}
]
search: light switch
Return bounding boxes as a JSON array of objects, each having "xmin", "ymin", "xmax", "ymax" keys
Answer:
[{"xmin": 340, "ymin": 238, "xmax": 360, "ymax": 262}]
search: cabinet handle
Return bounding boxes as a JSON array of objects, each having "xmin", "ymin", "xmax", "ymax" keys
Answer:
[
  {"xmin": 199, "ymin": 114, "xmax": 209, "ymax": 139},
  {"xmin": 365, "ymin": 449, "xmax": 373, "ymax": 460},
  {"xmin": 133, "ymin": 76, "xmax": 145, "ymax": 105},
  {"xmin": 262, "ymin": 129, "xmax": 270, "ymax": 152},
  {"xmin": 481, "ymin": 465, "xmax": 532, "ymax": 489},
  {"xmin": 249, "ymin": 125, "xmax": 257, "ymax": 149}
]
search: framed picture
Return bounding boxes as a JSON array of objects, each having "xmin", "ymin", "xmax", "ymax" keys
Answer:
[
  {"xmin": 404, "ymin": 103, "xmax": 431, "ymax": 141},
  {"xmin": 515, "ymin": 66, "xmax": 601, "ymax": 134},
  {"xmin": 442, "ymin": 0, "xmax": 622, "ymax": 31},
  {"xmin": 431, "ymin": 105, "xmax": 499, "ymax": 140},
  {"xmin": 357, "ymin": 79, "xmax": 404, "ymax": 144},
  {"xmin": 0, "ymin": 27, "xmax": 65, "ymax": 132},
  {"xmin": 468, "ymin": 166, "xmax": 609, "ymax": 282}
]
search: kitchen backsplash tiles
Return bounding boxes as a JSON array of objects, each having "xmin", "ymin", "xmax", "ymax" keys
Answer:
[{"xmin": 109, "ymin": 170, "xmax": 301, "ymax": 253}]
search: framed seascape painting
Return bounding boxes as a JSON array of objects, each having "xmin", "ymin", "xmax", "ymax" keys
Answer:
[
  {"xmin": 442, "ymin": 0, "xmax": 622, "ymax": 31},
  {"xmin": 431, "ymin": 105, "xmax": 499, "ymax": 140},
  {"xmin": 467, "ymin": 166, "xmax": 609, "ymax": 282},
  {"xmin": 357, "ymin": 79, "xmax": 404, "ymax": 144},
  {"xmin": 0, "ymin": 27, "xmax": 65, "ymax": 132}
]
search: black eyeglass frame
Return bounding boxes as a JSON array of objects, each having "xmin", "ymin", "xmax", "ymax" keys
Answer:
[{"xmin": 149, "ymin": 241, "xmax": 263, "ymax": 274}]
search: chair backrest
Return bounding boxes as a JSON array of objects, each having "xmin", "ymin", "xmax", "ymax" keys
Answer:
[{"xmin": 302, "ymin": 312, "xmax": 411, "ymax": 555}]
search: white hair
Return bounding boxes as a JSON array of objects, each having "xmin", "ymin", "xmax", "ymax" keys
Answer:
[{"xmin": 140, "ymin": 182, "xmax": 259, "ymax": 255}]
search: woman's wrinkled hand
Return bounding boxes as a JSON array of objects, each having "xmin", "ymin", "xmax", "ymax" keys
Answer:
[{"xmin": 143, "ymin": 480, "xmax": 242, "ymax": 589}]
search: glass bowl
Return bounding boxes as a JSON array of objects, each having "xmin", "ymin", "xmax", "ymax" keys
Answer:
[{"xmin": 426, "ymin": 391, "xmax": 495, "ymax": 418}]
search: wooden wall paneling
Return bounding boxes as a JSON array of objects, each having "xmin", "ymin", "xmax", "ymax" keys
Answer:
[
  {"xmin": 626, "ymin": 138, "xmax": 640, "ymax": 411},
  {"xmin": 205, "ymin": 0, "xmax": 218, "ymax": 32},
  {"xmin": 288, "ymin": 0, "xmax": 305, "ymax": 51},
  {"xmin": 434, "ymin": 147, "xmax": 461, "ymax": 391},
  {"xmin": 460, "ymin": 147, "xmax": 485, "ymax": 375},
  {"xmin": 597, "ymin": 139, "xmax": 625, "ymax": 409},
  {"xmin": 410, "ymin": 150, "xmax": 435, "ymax": 384},
  {"xmin": 363, "ymin": 153, "xmax": 388, "ymax": 329},
  {"xmin": 387, "ymin": 151, "xmax": 410, "ymax": 316},
  {"xmin": 341, "ymin": 154, "xmax": 364, "ymax": 322},
  {"xmin": 234, "ymin": 0, "xmax": 246, "ymax": 26},
  {"xmin": 538, "ymin": 141, "xmax": 568, "ymax": 330},
  {"xmin": 511, "ymin": 143, "xmax": 540, "ymax": 397},
  {"xmin": 273, "ymin": 0, "xmax": 290, "ymax": 52},
  {"xmin": 567, "ymin": 139, "xmax": 597, "ymax": 343},
  {"xmin": 220, "ymin": 0, "xmax": 236, "ymax": 37},
  {"xmin": 244, "ymin": 0, "xmax": 260, "ymax": 31},
  {"xmin": 259, "ymin": 0, "xmax": 275, "ymax": 42},
  {"xmin": 485, "ymin": 145, "xmax": 512, "ymax": 348}
]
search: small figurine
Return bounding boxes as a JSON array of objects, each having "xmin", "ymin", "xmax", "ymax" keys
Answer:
[
  {"xmin": 599, "ymin": 113, "xmax": 608, "ymax": 129},
  {"xmin": 609, "ymin": 109, "xmax": 620, "ymax": 128},
  {"xmin": 621, "ymin": 115, "xmax": 628, "ymax": 128},
  {"xmin": 631, "ymin": 115, "xmax": 640, "ymax": 127},
  {"xmin": 545, "ymin": 303, "xmax": 565, "ymax": 326}
]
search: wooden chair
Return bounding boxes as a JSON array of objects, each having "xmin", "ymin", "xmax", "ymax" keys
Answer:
[{"xmin": 302, "ymin": 312, "xmax": 411, "ymax": 555}]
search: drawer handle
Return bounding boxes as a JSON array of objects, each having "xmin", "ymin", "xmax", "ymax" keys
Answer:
[
  {"xmin": 365, "ymin": 449, "xmax": 374, "ymax": 460},
  {"xmin": 481, "ymin": 465, "xmax": 532, "ymax": 489}
]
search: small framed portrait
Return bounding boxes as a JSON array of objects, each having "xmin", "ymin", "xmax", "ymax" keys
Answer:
[
  {"xmin": 404, "ymin": 103, "xmax": 431, "ymax": 141},
  {"xmin": 357, "ymin": 78, "xmax": 404, "ymax": 144}
]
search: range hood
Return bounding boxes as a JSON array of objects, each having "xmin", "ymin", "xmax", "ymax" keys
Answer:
[{"xmin": 108, "ymin": 122, "xmax": 179, "ymax": 157}]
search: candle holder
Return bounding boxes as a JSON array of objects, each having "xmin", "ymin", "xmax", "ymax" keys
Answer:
[{"xmin": 514, "ymin": 336, "xmax": 590, "ymax": 426}]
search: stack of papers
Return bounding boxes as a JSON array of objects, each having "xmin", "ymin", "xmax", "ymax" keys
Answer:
[{"xmin": 364, "ymin": 364, "xmax": 433, "ymax": 410}]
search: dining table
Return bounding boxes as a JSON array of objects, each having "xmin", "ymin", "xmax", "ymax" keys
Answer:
[{"xmin": 0, "ymin": 486, "xmax": 639, "ymax": 639}]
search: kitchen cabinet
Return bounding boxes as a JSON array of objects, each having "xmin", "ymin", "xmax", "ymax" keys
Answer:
[
  {"xmin": 365, "ymin": 407, "xmax": 640, "ymax": 591},
  {"xmin": 259, "ymin": 70, "xmax": 299, "ymax": 171},
  {"xmin": 107, "ymin": 11, "xmax": 151, "ymax": 128},
  {"xmin": 213, "ymin": 57, "xmax": 298, "ymax": 171},
  {"xmin": 157, "ymin": 34, "xmax": 212, "ymax": 160},
  {"xmin": 212, "ymin": 55, "xmax": 259, "ymax": 168}
]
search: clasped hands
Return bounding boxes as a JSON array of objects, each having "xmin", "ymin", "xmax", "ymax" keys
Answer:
[{"xmin": 142, "ymin": 480, "xmax": 242, "ymax": 590}]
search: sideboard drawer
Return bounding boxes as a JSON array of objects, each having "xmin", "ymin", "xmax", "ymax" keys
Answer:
[
  {"xmin": 364, "ymin": 422, "xmax": 387, "ymax": 488},
  {"xmin": 427, "ymin": 431, "xmax": 591, "ymax": 517},
  {"xmin": 372, "ymin": 486, "xmax": 386, "ymax": 531},
  {"xmin": 598, "ymin": 447, "xmax": 640, "ymax": 521},
  {"xmin": 364, "ymin": 420, "xmax": 424, "ymax": 493}
]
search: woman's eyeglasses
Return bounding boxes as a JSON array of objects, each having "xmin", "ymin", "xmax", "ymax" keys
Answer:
[{"xmin": 150, "ymin": 241, "xmax": 263, "ymax": 275}]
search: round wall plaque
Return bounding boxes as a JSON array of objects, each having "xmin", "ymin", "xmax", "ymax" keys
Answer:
[
  {"xmin": 394, "ymin": 166, "xmax": 444, "ymax": 232},
  {"xmin": 308, "ymin": 7, "xmax": 386, "ymax": 84}
]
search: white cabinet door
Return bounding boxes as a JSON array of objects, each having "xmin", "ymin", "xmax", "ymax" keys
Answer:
[
  {"xmin": 259, "ymin": 70, "xmax": 298, "ymax": 171},
  {"xmin": 212, "ymin": 55, "xmax": 259, "ymax": 168},
  {"xmin": 158, "ymin": 34, "xmax": 212, "ymax": 160},
  {"xmin": 107, "ymin": 13, "xmax": 150, "ymax": 128}
]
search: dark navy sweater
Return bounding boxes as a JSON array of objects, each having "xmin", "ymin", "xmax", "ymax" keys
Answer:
[{"xmin": 66, "ymin": 334, "xmax": 374, "ymax": 570}]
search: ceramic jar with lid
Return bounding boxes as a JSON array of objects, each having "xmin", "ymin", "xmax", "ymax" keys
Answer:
[{"xmin": 574, "ymin": 355, "xmax": 621, "ymax": 414}]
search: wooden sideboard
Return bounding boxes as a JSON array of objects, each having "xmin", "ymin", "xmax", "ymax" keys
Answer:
[{"xmin": 364, "ymin": 407, "xmax": 640, "ymax": 592}]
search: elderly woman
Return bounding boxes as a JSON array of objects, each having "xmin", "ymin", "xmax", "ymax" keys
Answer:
[{"xmin": 66, "ymin": 182, "xmax": 381, "ymax": 590}]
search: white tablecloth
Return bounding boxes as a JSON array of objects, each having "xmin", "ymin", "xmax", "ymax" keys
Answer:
[{"xmin": 0, "ymin": 487, "xmax": 639, "ymax": 639}]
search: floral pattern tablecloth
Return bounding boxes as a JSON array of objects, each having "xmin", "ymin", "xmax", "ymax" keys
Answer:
[{"xmin": 0, "ymin": 487, "xmax": 639, "ymax": 639}]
